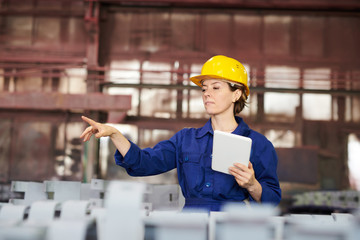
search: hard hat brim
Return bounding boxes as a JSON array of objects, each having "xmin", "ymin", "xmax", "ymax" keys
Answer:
[{"xmin": 190, "ymin": 74, "xmax": 250, "ymax": 96}]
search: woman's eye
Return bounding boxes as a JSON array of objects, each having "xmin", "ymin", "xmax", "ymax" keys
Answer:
[{"xmin": 202, "ymin": 89, "xmax": 206, "ymax": 92}]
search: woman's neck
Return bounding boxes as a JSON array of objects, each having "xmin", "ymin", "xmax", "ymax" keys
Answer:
[{"xmin": 211, "ymin": 114, "xmax": 238, "ymax": 133}]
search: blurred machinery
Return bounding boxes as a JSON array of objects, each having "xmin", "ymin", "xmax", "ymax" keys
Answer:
[{"xmin": 0, "ymin": 180, "xmax": 360, "ymax": 240}]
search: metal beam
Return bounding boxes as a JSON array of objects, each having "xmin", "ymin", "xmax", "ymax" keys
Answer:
[
  {"xmin": 0, "ymin": 92, "xmax": 131, "ymax": 111},
  {"xmin": 0, "ymin": 55, "xmax": 86, "ymax": 64},
  {"xmin": 101, "ymin": 83, "xmax": 360, "ymax": 96},
  {"xmin": 123, "ymin": 116, "xmax": 207, "ymax": 131},
  {"xmin": 122, "ymin": 115, "xmax": 299, "ymax": 131},
  {"xmin": 0, "ymin": 9, "xmax": 84, "ymax": 17},
  {"xmin": 99, "ymin": 0, "xmax": 360, "ymax": 11},
  {"xmin": 0, "ymin": 110, "xmax": 82, "ymax": 122}
]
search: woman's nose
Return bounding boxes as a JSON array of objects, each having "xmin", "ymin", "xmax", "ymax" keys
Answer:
[{"xmin": 203, "ymin": 89, "xmax": 211, "ymax": 97}]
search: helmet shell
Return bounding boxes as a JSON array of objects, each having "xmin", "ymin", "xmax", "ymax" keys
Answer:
[{"xmin": 190, "ymin": 55, "xmax": 249, "ymax": 96}]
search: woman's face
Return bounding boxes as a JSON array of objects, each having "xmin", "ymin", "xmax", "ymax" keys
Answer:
[{"xmin": 201, "ymin": 79, "xmax": 240, "ymax": 116}]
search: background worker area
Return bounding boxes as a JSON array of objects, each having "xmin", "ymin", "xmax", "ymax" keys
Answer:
[{"xmin": 80, "ymin": 55, "xmax": 281, "ymax": 212}]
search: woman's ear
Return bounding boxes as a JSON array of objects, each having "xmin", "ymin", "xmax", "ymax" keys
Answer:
[{"xmin": 233, "ymin": 89, "xmax": 242, "ymax": 102}]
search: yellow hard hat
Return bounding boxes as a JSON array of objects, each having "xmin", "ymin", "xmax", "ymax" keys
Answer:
[{"xmin": 190, "ymin": 55, "xmax": 249, "ymax": 96}]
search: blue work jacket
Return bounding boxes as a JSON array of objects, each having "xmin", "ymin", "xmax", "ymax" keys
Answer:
[{"xmin": 115, "ymin": 116, "xmax": 281, "ymax": 211}]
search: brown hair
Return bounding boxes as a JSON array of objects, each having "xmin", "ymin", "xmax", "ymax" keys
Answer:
[{"xmin": 228, "ymin": 83, "xmax": 248, "ymax": 115}]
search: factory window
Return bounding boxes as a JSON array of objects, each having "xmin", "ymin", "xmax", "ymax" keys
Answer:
[
  {"xmin": 302, "ymin": 68, "xmax": 332, "ymax": 120},
  {"xmin": 345, "ymin": 70, "xmax": 360, "ymax": 122},
  {"xmin": 345, "ymin": 94, "xmax": 360, "ymax": 123},
  {"xmin": 348, "ymin": 133, "xmax": 360, "ymax": 190},
  {"xmin": 108, "ymin": 60, "xmax": 141, "ymax": 84},
  {"xmin": 107, "ymin": 60, "xmax": 182, "ymax": 118},
  {"xmin": 139, "ymin": 89, "xmax": 177, "ymax": 118},
  {"xmin": 141, "ymin": 61, "xmax": 171, "ymax": 85},
  {"xmin": 264, "ymin": 66, "xmax": 300, "ymax": 120},
  {"xmin": 265, "ymin": 66, "xmax": 300, "ymax": 88},
  {"xmin": 303, "ymin": 68, "xmax": 331, "ymax": 90},
  {"xmin": 107, "ymin": 60, "xmax": 141, "ymax": 116},
  {"xmin": 265, "ymin": 93, "xmax": 299, "ymax": 120},
  {"xmin": 265, "ymin": 129, "xmax": 296, "ymax": 148},
  {"xmin": 60, "ymin": 68, "xmax": 87, "ymax": 94},
  {"xmin": 303, "ymin": 93, "xmax": 332, "ymax": 120}
]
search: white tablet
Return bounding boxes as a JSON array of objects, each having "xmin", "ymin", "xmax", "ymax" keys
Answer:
[{"xmin": 211, "ymin": 130, "xmax": 252, "ymax": 175}]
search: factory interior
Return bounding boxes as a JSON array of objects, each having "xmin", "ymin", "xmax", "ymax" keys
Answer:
[{"xmin": 0, "ymin": 0, "xmax": 360, "ymax": 239}]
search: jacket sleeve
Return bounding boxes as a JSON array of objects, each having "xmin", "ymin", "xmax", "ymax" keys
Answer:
[
  {"xmin": 249, "ymin": 137, "xmax": 282, "ymax": 205},
  {"xmin": 114, "ymin": 135, "xmax": 178, "ymax": 176}
]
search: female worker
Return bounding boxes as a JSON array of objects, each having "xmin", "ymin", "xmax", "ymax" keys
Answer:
[{"xmin": 80, "ymin": 55, "xmax": 281, "ymax": 211}]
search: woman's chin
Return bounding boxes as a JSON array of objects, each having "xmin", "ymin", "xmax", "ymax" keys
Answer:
[{"xmin": 205, "ymin": 110, "xmax": 217, "ymax": 116}]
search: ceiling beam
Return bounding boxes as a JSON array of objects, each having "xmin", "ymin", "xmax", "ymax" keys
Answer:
[
  {"xmin": 99, "ymin": 0, "xmax": 360, "ymax": 11},
  {"xmin": 0, "ymin": 92, "xmax": 131, "ymax": 111},
  {"xmin": 101, "ymin": 83, "xmax": 360, "ymax": 96}
]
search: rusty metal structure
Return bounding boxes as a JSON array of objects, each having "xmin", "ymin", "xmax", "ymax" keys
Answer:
[{"xmin": 1, "ymin": 0, "xmax": 360, "ymax": 209}]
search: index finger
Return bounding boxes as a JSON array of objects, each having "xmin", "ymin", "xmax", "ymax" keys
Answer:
[{"xmin": 81, "ymin": 116, "xmax": 98, "ymax": 127}]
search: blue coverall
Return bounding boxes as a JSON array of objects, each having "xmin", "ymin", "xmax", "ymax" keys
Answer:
[{"xmin": 115, "ymin": 116, "xmax": 281, "ymax": 211}]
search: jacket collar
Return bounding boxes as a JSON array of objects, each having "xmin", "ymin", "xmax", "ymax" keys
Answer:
[{"xmin": 195, "ymin": 116, "xmax": 250, "ymax": 138}]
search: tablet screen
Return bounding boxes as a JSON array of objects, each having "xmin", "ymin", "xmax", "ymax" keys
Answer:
[{"xmin": 211, "ymin": 130, "xmax": 252, "ymax": 175}]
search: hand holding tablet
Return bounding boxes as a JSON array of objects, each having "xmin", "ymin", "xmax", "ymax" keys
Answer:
[{"xmin": 211, "ymin": 130, "xmax": 252, "ymax": 175}]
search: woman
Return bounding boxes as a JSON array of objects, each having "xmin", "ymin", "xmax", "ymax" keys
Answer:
[{"xmin": 80, "ymin": 55, "xmax": 281, "ymax": 211}]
